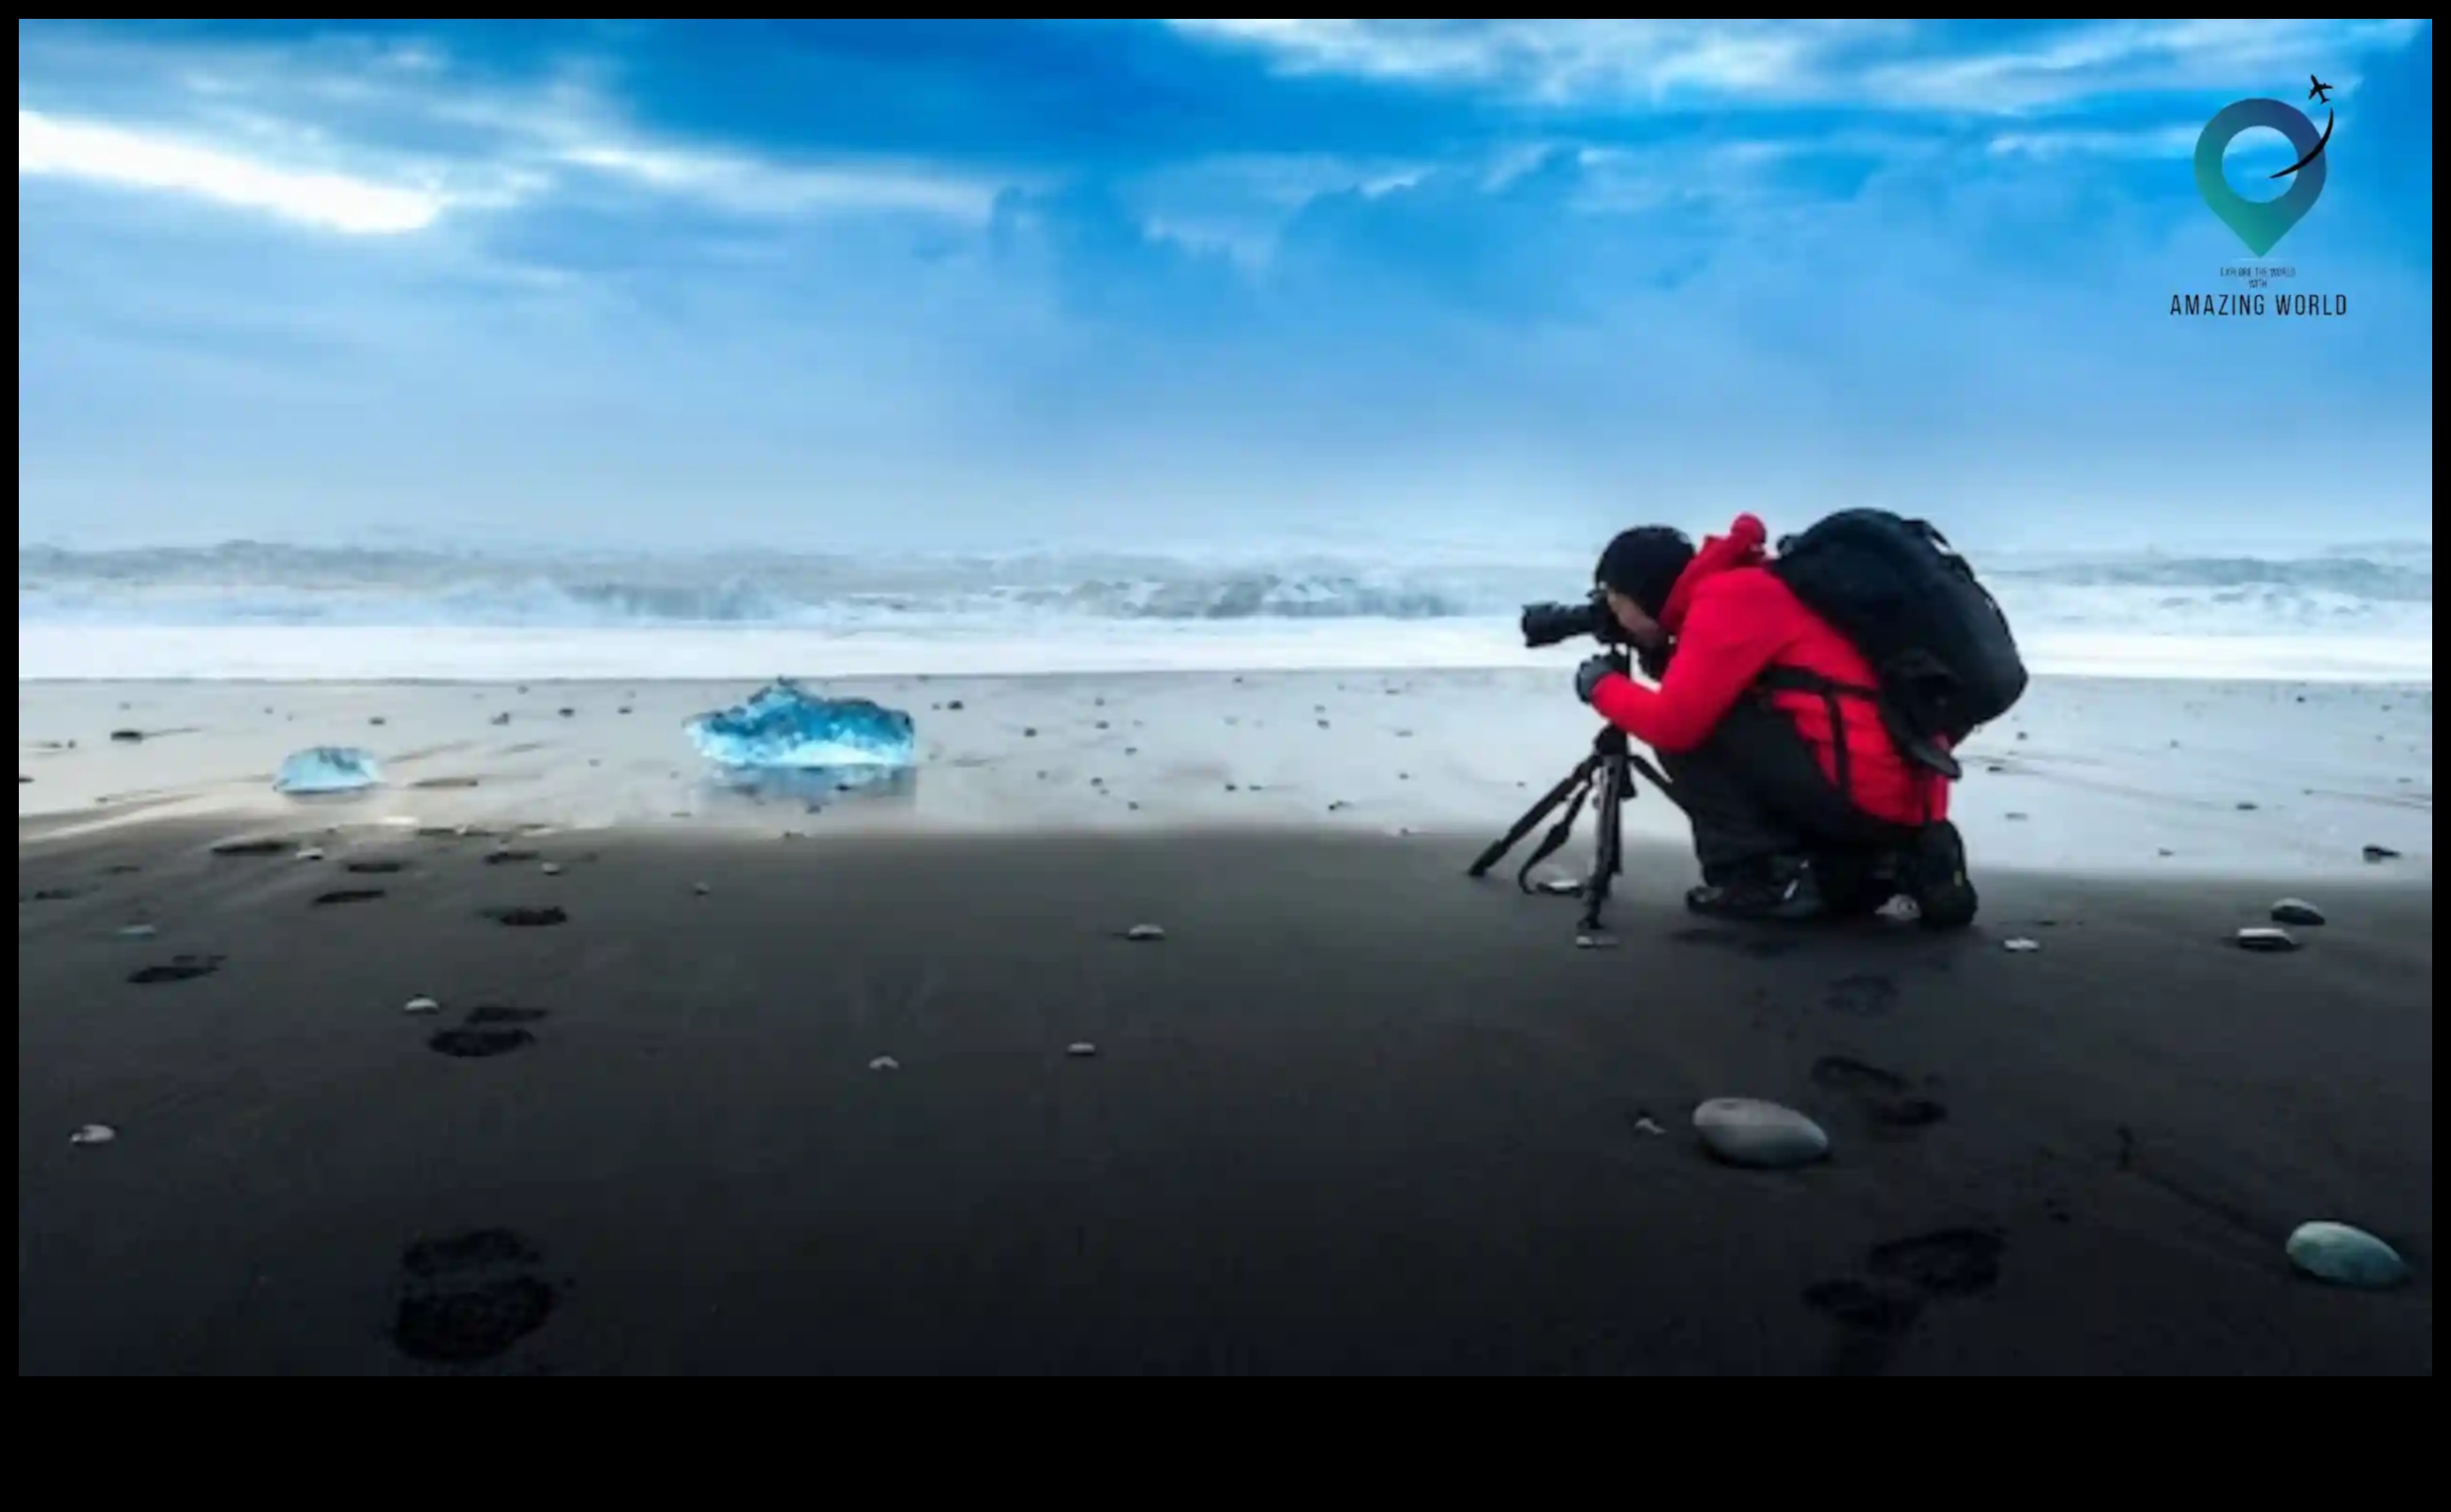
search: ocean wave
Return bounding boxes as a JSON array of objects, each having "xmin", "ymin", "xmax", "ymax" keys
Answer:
[{"xmin": 16, "ymin": 541, "xmax": 2432, "ymax": 637}]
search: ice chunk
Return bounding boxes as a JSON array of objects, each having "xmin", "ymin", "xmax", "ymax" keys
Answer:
[
  {"xmin": 274, "ymin": 747, "xmax": 383, "ymax": 796},
  {"xmin": 685, "ymin": 679, "xmax": 916, "ymax": 769}
]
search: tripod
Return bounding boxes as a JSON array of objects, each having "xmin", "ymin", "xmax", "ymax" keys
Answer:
[{"xmin": 1467, "ymin": 653, "xmax": 1681, "ymax": 935}]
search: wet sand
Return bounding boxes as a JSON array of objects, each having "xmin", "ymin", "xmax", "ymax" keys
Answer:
[{"xmin": 18, "ymin": 818, "xmax": 2432, "ymax": 1375}]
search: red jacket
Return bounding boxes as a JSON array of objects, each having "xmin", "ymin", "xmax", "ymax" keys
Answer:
[{"xmin": 1588, "ymin": 514, "xmax": 1949, "ymax": 828}]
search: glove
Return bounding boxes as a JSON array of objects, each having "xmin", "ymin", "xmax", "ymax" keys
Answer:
[{"xmin": 1574, "ymin": 654, "xmax": 1617, "ymax": 705}]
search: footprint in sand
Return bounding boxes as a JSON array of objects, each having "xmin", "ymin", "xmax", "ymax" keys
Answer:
[
  {"xmin": 429, "ymin": 1006, "xmax": 551, "ymax": 1060},
  {"xmin": 209, "ymin": 839, "xmax": 289, "ymax": 858},
  {"xmin": 1822, "ymin": 973, "xmax": 1899, "ymax": 1019},
  {"xmin": 483, "ymin": 906, "xmax": 567, "ymax": 929},
  {"xmin": 1809, "ymin": 1056, "xmax": 1947, "ymax": 1131},
  {"xmin": 129, "ymin": 953, "xmax": 224, "ymax": 985},
  {"xmin": 313, "ymin": 889, "xmax": 387, "ymax": 907},
  {"xmin": 1670, "ymin": 927, "xmax": 1807, "ymax": 961},
  {"xmin": 1802, "ymin": 1227, "xmax": 2006, "ymax": 1374},
  {"xmin": 390, "ymin": 1228, "xmax": 561, "ymax": 1364}
]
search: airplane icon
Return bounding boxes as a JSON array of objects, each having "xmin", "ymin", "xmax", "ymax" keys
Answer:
[{"xmin": 2308, "ymin": 74, "xmax": 2335, "ymax": 105}]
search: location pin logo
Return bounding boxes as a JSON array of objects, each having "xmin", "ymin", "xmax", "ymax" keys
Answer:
[{"xmin": 2195, "ymin": 97, "xmax": 2330, "ymax": 256}]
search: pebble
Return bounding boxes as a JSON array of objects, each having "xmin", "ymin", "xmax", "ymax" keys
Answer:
[
  {"xmin": 868, "ymin": 1056, "xmax": 901, "ymax": 1074},
  {"xmin": 1632, "ymin": 1116, "xmax": 1665, "ymax": 1137},
  {"xmin": 403, "ymin": 995, "xmax": 441, "ymax": 1015},
  {"xmin": 2235, "ymin": 927, "xmax": 2300, "ymax": 953},
  {"xmin": 1066, "ymin": 1043, "xmax": 1098, "ymax": 1059},
  {"xmin": 2270, "ymin": 898, "xmax": 2326, "ymax": 927},
  {"xmin": 693, "ymin": 881, "xmax": 711, "ymax": 896},
  {"xmin": 540, "ymin": 863, "xmax": 564, "ymax": 877},
  {"xmin": 1692, "ymin": 1099, "xmax": 1830, "ymax": 1170},
  {"xmin": 116, "ymin": 924, "xmax": 158, "ymax": 940},
  {"xmin": 2285, "ymin": 1222, "xmax": 2410, "ymax": 1289},
  {"xmin": 1574, "ymin": 933, "xmax": 1617, "ymax": 950},
  {"xmin": 1536, "ymin": 877, "xmax": 1583, "ymax": 896},
  {"xmin": 70, "ymin": 1124, "xmax": 118, "ymax": 1147},
  {"xmin": 2003, "ymin": 937, "xmax": 2042, "ymax": 953},
  {"xmin": 2361, "ymin": 844, "xmax": 2401, "ymax": 863},
  {"xmin": 1124, "ymin": 924, "xmax": 1166, "ymax": 942},
  {"xmin": 295, "ymin": 846, "xmax": 325, "ymax": 863}
]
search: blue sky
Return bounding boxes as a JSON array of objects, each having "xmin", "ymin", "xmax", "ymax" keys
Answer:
[{"xmin": 17, "ymin": 19, "xmax": 2436, "ymax": 555}]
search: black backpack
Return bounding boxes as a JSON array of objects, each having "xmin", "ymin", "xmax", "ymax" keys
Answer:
[{"xmin": 1763, "ymin": 510, "xmax": 2027, "ymax": 782}]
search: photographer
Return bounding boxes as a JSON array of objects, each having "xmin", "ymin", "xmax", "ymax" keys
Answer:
[{"xmin": 1571, "ymin": 514, "xmax": 1977, "ymax": 927}]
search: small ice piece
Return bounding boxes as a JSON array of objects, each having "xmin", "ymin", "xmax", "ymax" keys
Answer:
[
  {"xmin": 2270, "ymin": 899, "xmax": 2326, "ymax": 927},
  {"xmin": 2003, "ymin": 937, "xmax": 2042, "ymax": 953},
  {"xmin": 1067, "ymin": 1043, "xmax": 1098, "ymax": 1059},
  {"xmin": 1124, "ymin": 924, "xmax": 1166, "ymax": 942},
  {"xmin": 2236, "ymin": 927, "xmax": 2301, "ymax": 954},
  {"xmin": 71, "ymin": 1124, "xmax": 117, "ymax": 1146},
  {"xmin": 274, "ymin": 747, "xmax": 383, "ymax": 796},
  {"xmin": 686, "ymin": 679, "xmax": 916, "ymax": 770},
  {"xmin": 403, "ymin": 995, "xmax": 441, "ymax": 1015},
  {"xmin": 116, "ymin": 924, "xmax": 158, "ymax": 940},
  {"xmin": 2285, "ymin": 1222, "xmax": 2410, "ymax": 1289},
  {"xmin": 295, "ymin": 846, "xmax": 326, "ymax": 863},
  {"xmin": 868, "ymin": 1056, "xmax": 901, "ymax": 1073}
]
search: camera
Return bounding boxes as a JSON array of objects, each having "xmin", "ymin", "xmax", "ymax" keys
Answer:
[{"xmin": 1519, "ymin": 589, "xmax": 1625, "ymax": 649}]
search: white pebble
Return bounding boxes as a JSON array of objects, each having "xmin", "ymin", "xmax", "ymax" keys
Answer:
[
  {"xmin": 1067, "ymin": 1042, "xmax": 1098, "ymax": 1059},
  {"xmin": 403, "ymin": 995, "xmax": 441, "ymax": 1015},
  {"xmin": 1537, "ymin": 877, "xmax": 1584, "ymax": 896},
  {"xmin": 2285, "ymin": 1221, "xmax": 2410, "ymax": 1289},
  {"xmin": 1125, "ymin": 924, "xmax": 1166, "ymax": 942},
  {"xmin": 2236, "ymin": 927, "xmax": 2301, "ymax": 954},
  {"xmin": 2003, "ymin": 937, "xmax": 2042, "ymax": 953},
  {"xmin": 295, "ymin": 846, "xmax": 325, "ymax": 863},
  {"xmin": 540, "ymin": 862, "xmax": 563, "ymax": 877},
  {"xmin": 1693, "ymin": 1098, "xmax": 1831, "ymax": 1170},
  {"xmin": 116, "ymin": 924, "xmax": 157, "ymax": 940},
  {"xmin": 70, "ymin": 1124, "xmax": 117, "ymax": 1146},
  {"xmin": 868, "ymin": 1056, "xmax": 901, "ymax": 1073},
  {"xmin": 1575, "ymin": 933, "xmax": 1617, "ymax": 950}
]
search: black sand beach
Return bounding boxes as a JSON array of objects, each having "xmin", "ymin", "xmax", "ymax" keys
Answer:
[{"xmin": 18, "ymin": 818, "xmax": 2432, "ymax": 1375}]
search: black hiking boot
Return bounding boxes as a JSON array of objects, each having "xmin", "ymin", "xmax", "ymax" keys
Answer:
[
  {"xmin": 1686, "ymin": 856, "xmax": 1828, "ymax": 923},
  {"xmin": 1813, "ymin": 849, "xmax": 1901, "ymax": 919},
  {"xmin": 1903, "ymin": 820, "xmax": 1978, "ymax": 930}
]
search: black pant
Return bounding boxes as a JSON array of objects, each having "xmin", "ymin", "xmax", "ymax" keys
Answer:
[{"xmin": 1658, "ymin": 697, "xmax": 1914, "ymax": 882}]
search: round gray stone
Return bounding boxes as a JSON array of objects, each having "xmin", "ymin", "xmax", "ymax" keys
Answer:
[
  {"xmin": 2236, "ymin": 927, "xmax": 2301, "ymax": 953},
  {"xmin": 1693, "ymin": 1098, "xmax": 1831, "ymax": 1170},
  {"xmin": 2271, "ymin": 899, "xmax": 2327, "ymax": 927},
  {"xmin": 2286, "ymin": 1222, "xmax": 2409, "ymax": 1289}
]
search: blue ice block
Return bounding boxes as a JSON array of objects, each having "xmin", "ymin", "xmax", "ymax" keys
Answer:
[
  {"xmin": 685, "ymin": 679, "xmax": 917, "ymax": 769},
  {"xmin": 274, "ymin": 746, "xmax": 384, "ymax": 795}
]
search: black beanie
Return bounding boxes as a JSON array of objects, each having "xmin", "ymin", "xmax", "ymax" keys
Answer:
[{"xmin": 1595, "ymin": 526, "xmax": 1696, "ymax": 617}]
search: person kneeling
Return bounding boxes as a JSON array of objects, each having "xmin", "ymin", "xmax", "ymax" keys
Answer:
[{"xmin": 1571, "ymin": 515, "xmax": 1978, "ymax": 928}]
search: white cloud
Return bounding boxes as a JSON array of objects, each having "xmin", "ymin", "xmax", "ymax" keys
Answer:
[
  {"xmin": 19, "ymin": 107, "xmax": 447, "ymax": 234},
  {"xmin": 1169, "ymin": 18, "xmax": 2430, "ymax": 113},
  {"xmin": 1867, "ymin": 19, "xmax": 2430, "ymax": 114},
  {"xmin": 1169, "ymin": 20, "xmax": 1894, "ymax": 104},
  {"xmin": 552, "ymin": 141, "xmax": 1003, "ymax": 221},
  {"xmin": 1985, "ymin": 125, "xmax": 2200, "ymax": 160}
]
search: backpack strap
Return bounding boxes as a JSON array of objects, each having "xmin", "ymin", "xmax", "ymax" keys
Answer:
[
  {"xmin": 1758, "ymin": 665, "xmax": 1966, "ymax": 796},
  {"xmin": 1757, "ymin": 666, "xmax": 1869, "ymax": 804}
]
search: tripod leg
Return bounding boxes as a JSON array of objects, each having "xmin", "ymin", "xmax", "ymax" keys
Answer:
[
  {"xmin": 1579, "ymin": 753, "xmax": 1628, "ymax": 933},
  {"xmin": 1468, "ymin": 756, "xmax": 1602, "ymax": 878}
]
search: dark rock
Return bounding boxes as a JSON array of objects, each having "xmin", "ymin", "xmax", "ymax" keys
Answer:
[{"xmin": 2270, "ymin": 899, "xmax": 2326, "ymax": 927}]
